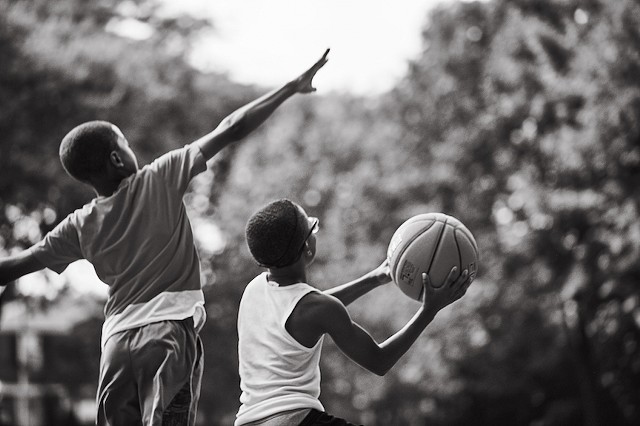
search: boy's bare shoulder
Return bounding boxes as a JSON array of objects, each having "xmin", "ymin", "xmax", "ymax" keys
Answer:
[
  {"xmin": 297, "ymin": 291, "xmax": 347, "ymax": 320},
  {"xmin": 287, "ymin": 289, "xmax": 349, "ymax": 346}
]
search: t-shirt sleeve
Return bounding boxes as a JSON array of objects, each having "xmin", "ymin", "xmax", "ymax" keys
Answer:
[
  {"xmin": 148, "ymin": 143, "xmax": 208, "ymax": 196},
  {"xmin": 29, "ymin": 214, "xmax": 83, "ymax": 274}
]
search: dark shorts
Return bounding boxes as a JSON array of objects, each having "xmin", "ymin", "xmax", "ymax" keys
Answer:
[
  {"xmin": 299, "ymin": 409, "xmax": 363, "ymax": 426},
  {"xmin": 96, "ymin": 318, "xmax": 203, "ymax": 426}
]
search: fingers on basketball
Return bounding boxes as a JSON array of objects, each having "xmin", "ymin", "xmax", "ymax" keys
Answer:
[
  {"xmin": 381, "ymin": 264, "xmax": 391, "ymax": 278},
  {"xmin": 454, "ymin": 270, "xmax": 471, "ymax": 299},
  {"xmin": 419, "ymin": 273, "xmax": 431, "ymax": 302},
  {"xmin": 445, "ymin": 266, "xmax": 459, "ymax": 287}
]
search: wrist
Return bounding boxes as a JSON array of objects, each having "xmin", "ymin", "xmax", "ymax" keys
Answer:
[
  {"xmin": 419, "ymin": 304, "xmax": 440, "ymax": 319},
  {"xmin": 283, "ymin": 80, "xmax": 298, "ymax": 95},
  {"xmin": 366, "ymin": 271, "xmax": 387, "ymax": 287}
]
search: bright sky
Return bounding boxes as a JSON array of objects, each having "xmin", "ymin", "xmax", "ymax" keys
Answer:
[{"xmin": 161, "ymin": 0, "xmax": 452, "ymax": 95}]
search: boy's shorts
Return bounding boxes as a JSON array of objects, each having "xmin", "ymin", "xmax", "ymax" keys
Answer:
[{"xmin": 96, "ymin": 317, "xmax": 203, "ymax": 426}]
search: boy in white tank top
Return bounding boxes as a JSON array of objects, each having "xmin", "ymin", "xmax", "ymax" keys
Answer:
[{"xmin": 237, "ymin": 199, "xmax": 472, "ymax": 425}]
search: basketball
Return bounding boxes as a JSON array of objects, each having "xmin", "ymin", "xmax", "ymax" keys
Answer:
[{"xmin": 387, "ymin": 213, "xmax": 478, "ymax": 301}]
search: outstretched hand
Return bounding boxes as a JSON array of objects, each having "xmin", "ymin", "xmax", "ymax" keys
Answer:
[
  {"xmin": 291, "ymin": 48, "xmax": 330, "ymax": 93},
  {"xmin": 421, "ymin": 267, "xmax": 470, "ymax": 312}
]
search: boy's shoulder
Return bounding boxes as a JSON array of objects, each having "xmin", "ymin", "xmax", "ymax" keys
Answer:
[
  {"xmin": 287, "ymin": 290, "xmax": 346, "ymax": 346},
  {"xmin": 295, "ymin": 290, "xmax": 343, "ymax": 319},
  {"xmin": 57, "ymin": 201, "xmax": 96, "ymax": 227}
]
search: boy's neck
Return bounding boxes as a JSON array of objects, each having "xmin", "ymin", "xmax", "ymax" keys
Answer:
[
  {"xmin": 267, "ymin": 264, "xmax": 307, "ymax": 287},
  {"xmin": 92, "ymin": 176, "xmax": 127, "ymax": 197}
]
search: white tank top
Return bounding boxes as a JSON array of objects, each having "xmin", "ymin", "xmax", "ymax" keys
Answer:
[{"xmin": 235, "ymin": 273, "xmax": 325, "ymax": 425}]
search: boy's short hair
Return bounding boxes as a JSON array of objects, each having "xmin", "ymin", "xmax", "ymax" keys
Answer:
[
  {"xmin": 59, "ymin": 120, "xmax": 119, "ymax": 182},
  {"xmin": 245, "ymin": 199, "xmax": 309, "ymax": 268}
]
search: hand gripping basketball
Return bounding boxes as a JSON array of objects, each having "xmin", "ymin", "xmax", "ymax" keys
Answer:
[{"xmin": 421, "ymin": 267, "xmax": 470, "ymax": 310}]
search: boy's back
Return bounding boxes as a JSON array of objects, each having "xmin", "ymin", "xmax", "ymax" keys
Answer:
[
  {"xmin": 237, "ymin": 273, "xmax": 325, "ymax": 425},
  {"xmin": 30, "ymin": 143, "xmax": 208, "ymax": 346}
]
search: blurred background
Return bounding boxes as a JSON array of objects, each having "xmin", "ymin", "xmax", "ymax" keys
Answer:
[{"xmin": 1, "ymin": 0, "xmax": 639, "ymax": 425}]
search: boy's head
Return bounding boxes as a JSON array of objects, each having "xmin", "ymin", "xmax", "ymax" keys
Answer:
[
  {"xmin": 59, "ymin": 120, "xmax": 138, "ymax": 184},
  {"xmin": 246, "ymin": 199, "xmax": 318, "ymax": 268}
]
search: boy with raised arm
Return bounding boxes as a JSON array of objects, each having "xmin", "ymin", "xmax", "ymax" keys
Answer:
[
  {"xmin": 0, "ymin": 50, "xmax": 329, "ymax": 426},
  {"xmin": 237, "ymin": 199, "xmax": 471, "ymax": 426}
]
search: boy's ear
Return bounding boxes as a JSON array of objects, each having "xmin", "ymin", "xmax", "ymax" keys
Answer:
[{"xmin": 110, "ymin": 151, "xmax": 124, "ymax": 168}]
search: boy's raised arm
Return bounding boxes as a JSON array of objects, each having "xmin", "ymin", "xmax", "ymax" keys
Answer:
[
  {"xmin": 313, "ymin": 268, "xmax": 470, "ymax": 376},
  {"xmin": 0, "ymin": 250, "xmax": 46, "ymax": 286},
  {"xmin": 195, "ymin": 49, "xmax": 329, "ymax": 161}
]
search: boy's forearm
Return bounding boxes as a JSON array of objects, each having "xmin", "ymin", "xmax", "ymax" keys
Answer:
[
  {"xmin": 225, "ymin": 81, "xmax": 298, "ymax": 138},
  {"xmin": 0, "ymin": 251, "xmax": 45, "ymax": 285},
  {"xmin": 375, "ymin": 306, "xmax": 439, "ymax": 375},
  {"xmin": 0, "ymin": 258, "xmax": 21, "ymax": 285},
  {"xmin": 324, "ymin": 272, "xmax": 384, "ymax": 306},
  {"xmin": 195, "ymin": 49, "xmax": 328, "ymax": 160},
  {"xmin": 195, "ymin": 81, "xmax": 298, "ymax": 160}
]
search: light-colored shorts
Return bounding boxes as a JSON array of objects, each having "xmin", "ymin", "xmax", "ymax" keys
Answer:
[{"xmin": 96, "ymin": 317, "xmax": 203, "ymax": 426}]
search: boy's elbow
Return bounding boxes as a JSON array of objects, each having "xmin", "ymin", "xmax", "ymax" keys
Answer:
[
  {"xmin": 225, "ymin": 122, "xmax": 246, "ymax": 141},
  {"xmin": 372, "ymin": 364, "xmax": 392, "ymax": 376},
  {"xmin": 221, "ymin": 112, "xmax": 249, "ymax": 141},
  {"xmin": 366, "ymin": 357, "xmax": 393, "ymax": 376},
  {"xmin": 370, "ymin": 368, "xmax": 386, "ymax": 377}
]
